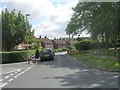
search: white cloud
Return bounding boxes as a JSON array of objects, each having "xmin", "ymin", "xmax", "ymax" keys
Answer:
[{"xmin": 1, "ymin": 0, "xmax": 79, "ymax": 38}]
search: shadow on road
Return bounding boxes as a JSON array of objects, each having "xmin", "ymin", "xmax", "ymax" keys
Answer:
[{"xmin": 37, "ymin": 55, "xmax": 119, "ymax": 88}]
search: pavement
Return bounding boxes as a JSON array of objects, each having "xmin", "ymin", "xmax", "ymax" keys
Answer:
[{"xmin": 0, "ymin": 51, "xmax": 119, "ymax": 88}]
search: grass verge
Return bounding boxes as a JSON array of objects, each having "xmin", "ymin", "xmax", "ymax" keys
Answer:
[{"xmin": 71, "ymin": 54, "xmax": 120, "ymax": 72}]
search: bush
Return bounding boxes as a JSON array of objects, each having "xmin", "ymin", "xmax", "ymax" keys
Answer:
[
  {"xmin": 69, "ymin": 50, "xmax": 79, "ymax": 55},
  {"xmin": 1, "ymin": 50, "xmax": 35, "ymax": 64},
  {"xmin": 53, "ymin": 48, "xmax": 67, "ymax": 52},
  {"xmin": 67, "ymin": 45, "xmax": 76, "ymax": 50},
  {"xmin": 74, "ymin": 40, "xmax": 99, "ymax": 50}
]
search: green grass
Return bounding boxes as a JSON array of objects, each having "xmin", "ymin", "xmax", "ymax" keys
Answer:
[{"xmin": 72, "ymin": 54, "xmax": 120, "ymax": 71}]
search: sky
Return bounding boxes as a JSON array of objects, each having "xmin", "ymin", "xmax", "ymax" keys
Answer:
[{"xmin": 0, "ymin": 0, "xmax": 92, "ymax": 39}]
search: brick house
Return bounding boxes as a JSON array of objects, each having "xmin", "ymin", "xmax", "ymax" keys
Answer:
[
  {"xmin": 41, "ymin": 36, "xmax": 53, "ymax": 49},
  {"xmin": 66, "ymin": 38, "xmax": 76, "ymax": 46},
  {"xmin": 14, "ymin": 43, "xmax": 33, "ymax": 50},
  {"xmin": 52, "ymin": 39, "xmax": 67, "ymax": 49}
]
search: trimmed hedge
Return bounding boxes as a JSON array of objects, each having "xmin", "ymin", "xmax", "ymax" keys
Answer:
[
  {"xmin": 74, "ymin": 40, "xmax": 99, "ymax": 50},
  {"xmin": 1, "ymin": 50, "xmax": 36, "ymax": 64}
]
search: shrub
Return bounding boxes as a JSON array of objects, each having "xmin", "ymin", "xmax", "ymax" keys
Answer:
[
  {"xmin": 69, "ymin": 50, "xmax": 79, "ymax": 55},
  {"xmin": 74, "ymin": 40, "xmax": 99, "ymax": 50},
  {"xmin": 53, "ymin": 48, "xmax": 67, "ymax": 52},
  {"xmin": 1, "ymin": 50, "xmax": 35, "ymax": 64},
  {"xmin": 67, "ymin": 45, "xmax": 76, "ymax": 50}
]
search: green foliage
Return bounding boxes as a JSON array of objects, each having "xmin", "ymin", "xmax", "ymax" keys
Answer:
[
  {"xmin": 1, "ymin": 50, "xmax": 35, "ymax": 63},
  {"xmin": 53, "ymin": 48, "xmax": 67, "ymax": 52},
  {"xmin": 76, "ymin": 37, "xmax": 83, "ymax": 41},
  {"xmin": 2, "ymin": 9, "xmax": 34, "ymax": 51},
  {"xmin": 72, "ymin": 54, "xmax": 120, "ymax": 71},
  {"xmin": 67, "ymin": 44, "xmax": 76, "ymax": 50},
  {"xmin": 34, "ymin": 39, "xmax": 41, "ymax": 50},
  {"xmin": 66, "ymin": 2, "xmax": 119, "ymax": 48},
  {"xmin": 74, "ymin": 40, "xmax": 99, "ymax": 50}
]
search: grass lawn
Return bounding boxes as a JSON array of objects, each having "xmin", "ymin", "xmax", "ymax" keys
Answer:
[{"xmin": 72, "ymin": 54, "xmax": 120, "ymax": 71}]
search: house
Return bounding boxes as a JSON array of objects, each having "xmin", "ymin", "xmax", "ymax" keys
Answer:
[
  {"xmin": 41, "ymin": 36, "xmax": 53, "ymax": 49},
  {"xmin": 52, "ymin": 39, "xmax": 67, "ymax": 49},
  {"xmin": 14, "ymin": 43, "xmax": 33, "ymax": 50},
  {"xmin": 65, "ymin": 38, "xmax": 77, "ymax": 46}
]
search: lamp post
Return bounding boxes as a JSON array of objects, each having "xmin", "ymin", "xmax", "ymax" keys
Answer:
[{"xmin": 25, "ymin": 14, "xmax": 30, "ymax": 50}]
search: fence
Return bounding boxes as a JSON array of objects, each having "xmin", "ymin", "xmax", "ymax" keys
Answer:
[{"xmin": 79, "ymin": 49, "xmax": 119, "ymax": 58}]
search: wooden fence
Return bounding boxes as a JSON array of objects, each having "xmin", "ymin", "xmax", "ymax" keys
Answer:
[{"xmin": 79, "ymin": 49, "xmax": 119, "ymax": 58}]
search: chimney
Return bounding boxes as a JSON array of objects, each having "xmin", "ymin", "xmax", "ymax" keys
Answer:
[
  {"xmin": 39, "ymin": 35, "xmax": 41, "ymax": 39},
  {"xmin": 54, "ymin": 38, "xmax": 56, "ymax": 40},
  {"xmin": 45, "ymin": 36, "xmax": 47, "ymax": 38}
]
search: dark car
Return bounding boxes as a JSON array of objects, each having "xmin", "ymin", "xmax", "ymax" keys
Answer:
[{"xmin": 40, "ymin": 49, "xmax": 55, "ymax": 61}]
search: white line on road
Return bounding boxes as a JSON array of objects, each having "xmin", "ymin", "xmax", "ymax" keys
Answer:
[
  {"xmin": 15, "ymin": 71, "xmax": 18, "ymax": 74},
  {"xmin": 17, "ymin": 73, "xmax": 22, "ymax": 76},
  {"xmin": 27, "ymin": 67, "xmax": 32, "ymax": 70},
  {"xmin": 0, "ymin": 79, "xmax": 3, "ymax": 82},
  {"xmin": 0, "ymin": 83, "xmax": 8, "ymax": 88},
  {"xmin": 1, "ymin": 69, "xmax": 21, "ymax": 75},
  {"xmin": 13, "ymin": 75, "xmax": 18, "ymax": 78},
  {"xmin": 0, "ymin": 70, "xmax": 16, "ymax": 75},
  {"xmin": 24, "ymin": 69, "xmax": 28, "ymax": 72},
  {"xmin": 17, "ymin": 69, "xmax": 21, "ymax": 72},
  {"xmin": 10, "ymin": 73, "xmax": 14, "ymax": 76},
  {"xmin": 21, "ymin": 71, "xmax": 25, "ymax": 74},
  {"xmin": 4, "ymin": 76, "xmax": 10, "ymax": 79},
  {"xmin": 0, "ymin": 67, "xmax": 33, "ymax": 88},
  {"xmin": 8, "ymin": 79, "xmax": 13, "ymax": 82}
]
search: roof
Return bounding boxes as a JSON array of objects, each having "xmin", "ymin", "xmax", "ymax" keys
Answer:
[
  {"xmin": 41, "ymin": 38, "xmax": 53, "ymax": 44},
  {"xmin": 53, "ymin": 40, "xmax": 66, "ymax": 44},
  {"xmin": 65, "ymin": 38, "xmax": 76, "ymax": 45}
]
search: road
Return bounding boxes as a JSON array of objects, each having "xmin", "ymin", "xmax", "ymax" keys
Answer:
[{"xmin": 0, "ymin": 52, "xmax": 119, "ymax": 88}]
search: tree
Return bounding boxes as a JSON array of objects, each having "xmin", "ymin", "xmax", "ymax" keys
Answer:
[
  {"xmin": 2, "ymin": 9, "xmax": 34, "ymax": 51},
  {"xmin": 66, "ymin": 2, "xmax": 119, "ymax": 49}
]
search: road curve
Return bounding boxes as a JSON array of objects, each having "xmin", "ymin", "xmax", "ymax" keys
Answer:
[{"xmin": 2, "ymin": 54, "xmax": 119, "ymax": 88}]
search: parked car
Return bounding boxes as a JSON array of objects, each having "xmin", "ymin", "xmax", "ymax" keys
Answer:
[{"xmin": 40, "ymin": 49, "xmax": 55, "ymax": 61}]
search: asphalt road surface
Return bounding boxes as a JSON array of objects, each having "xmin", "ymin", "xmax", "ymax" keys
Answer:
[{"xmin": 0, "ymin": 52, "xmax": 119, "ymax": 88}]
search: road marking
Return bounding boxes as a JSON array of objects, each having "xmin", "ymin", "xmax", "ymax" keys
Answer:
[
  {"xmin": 17, "ymin": 69, "xmax": 21, "ymax": 72},
  {"xmin": 24, "ymin": 69, "xmax": 28, "ymax": 72},
  {"xmin": 4, "ymin": 76, "xmax": 10, "ymax": 79},
  {"xmin": 27, "ymin": 67, "xmax": 32, "ymax": 70},
  {"xmin": 0, "ymin": 79, "xmax": 3, "ymax": 82},
  {"xmin": 0, "ymin": 83, "xmax": 8, "ymax": 88},
  {"xmin": 0, "ymin": 67, "xmax": 33, "ymax": 88},
  {"xmin": 14, "ymin": 75, "xmax": 18, "ymax": 78},
  {"xmin": 8, "ymin": 79, "xmax": 13, "ymax": 82},
  {"xmin": 17, "ymin": 73, "xmax": 22, "ymax": 76},
  {"xmin": 21, "ymin": 71, "xmax": 25, "ymax": 74},
  {"xmin": 88, "ymin": 83, "xmax": 101, "ymax": 88},
  {"xmin": 1, "ymin": 69, "xmax": 21, "ymax": 75},
  {"xmin": 10, "ymin": 73, "xmax": 14, "ymax": 76},
  {"xmin": 1, "ymin": 70, "xmax": 16, "ymax": 75}
]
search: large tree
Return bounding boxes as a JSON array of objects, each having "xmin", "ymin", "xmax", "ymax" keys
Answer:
[
  {"xmin": 66, "ymin": 2, "xmax": 119, "ymax": 48},
  {"xmin": 2, "ymin": 9, "xmax": 34, "ymax": 51}
]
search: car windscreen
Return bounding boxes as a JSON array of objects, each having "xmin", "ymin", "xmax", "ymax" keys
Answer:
[{"xmin": 41, "ymin": 49, "xmax": 51, "ymax": 54}]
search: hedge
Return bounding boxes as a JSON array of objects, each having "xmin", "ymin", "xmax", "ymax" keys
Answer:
[
  {"xmin": 53, "ymin": 48, "xmax": 67, "ymax": 52},
  {"xmin": 74, "ymin": 40, "xmax": 99, "ymax": 50},
  {"xmin": 1, "ymin": 50, "xmax": 36, "ymax": 64}
]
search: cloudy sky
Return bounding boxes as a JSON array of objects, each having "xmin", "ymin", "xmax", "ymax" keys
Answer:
[{"xmin": 0, "ymin": 0, "xmax": 92, "ymax": 39}]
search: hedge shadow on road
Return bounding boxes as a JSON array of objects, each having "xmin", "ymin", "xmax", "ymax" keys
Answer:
[{"xmin": 38, "ymin": 55, "xmax": 119, "ymax": 88}]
